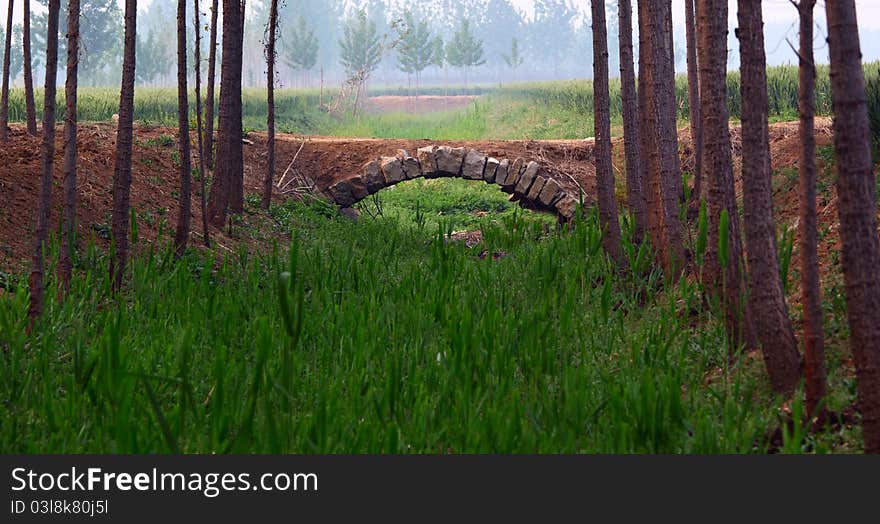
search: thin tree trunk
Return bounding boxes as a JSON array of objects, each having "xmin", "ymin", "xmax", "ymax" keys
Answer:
[
  {"xmin": 58, "ymin": 0, "xmax": 80, "ymax": 292},
  {"xmin": 697, "ymin": 0, "xmax": 750, "ymax": 351},
  {"xmin": 263, "ymin": 0, "xmax": 277, "ymax": 210},
  {"xmin": 205, "ymin": 0, "xmax": 219, "ymax": 170},
  {"xmin": 825, "ymin": 0, "xmax": 880, "ymax": 454},
  {"xmin": 638, "ymin": 0, "xmax": 662, "ymax": 256},
  {"xmin": 796, "ymin": 0, "xmax": 825, "ymax": 424},
  {"xmin": 618, "ymin": 0, "xmax": 646, "ymax": 244},
  {"xmin": 27, "ymin": 0, "xmax": 60, "ymax": 323},
  {"xmin": 194, "ymin": 0, "xmax": 209, "ymax": 247},
  {"xmin": 0, "ymin": 0, "xmax": 13, "ymax": 142},
  {"xmin": 22, "ymin": 0, "xmax": 37, "ymax": 135},
  {"xmin": 592, "ymin": 0, "xmax": 623, "ymax": 264},
  {"xmin": 737, "ymin": 0, "xmax": 802, "ymax": 394},
  {"xmin": 684, "ymin": 0, "xmax": 702, "ymax": 206},
  {"xmin": 110, "ymin": 0, "xmax": 137, "ymax": 290},
  {"xmin": 175, "ymin": 0, "xmax": 193, "ymax": 257},
  {"xmin": 206, "ymin": 0, "xmax": 243, "ymax": 227}
]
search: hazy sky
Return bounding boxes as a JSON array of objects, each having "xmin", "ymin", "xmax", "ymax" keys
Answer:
[{"xmin": 2, "ymin": 0, "xmax": 879, "ymax": 66}]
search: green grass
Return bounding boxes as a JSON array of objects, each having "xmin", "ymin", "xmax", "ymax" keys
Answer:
[{"xmin": 5, "ymin": 191, "xmax": 857, "ymax": 453}]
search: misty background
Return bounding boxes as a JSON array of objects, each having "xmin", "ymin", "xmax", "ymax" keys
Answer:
[{"xmin": 1, "ymin": 0, "xmax": 880, "ymax": 89}]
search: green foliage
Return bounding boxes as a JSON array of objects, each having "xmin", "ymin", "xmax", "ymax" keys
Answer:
[
  {"xmin": 446, "ymin": 19, "xmax": 485, "ymax": 71},
  {"xmin": 136, "ymin": 27, "xmax": 171, "ymax": 85},
  {"xmin": 502, "ymin": 37, "xmax": 525, "ymax": 71},
  {"xmin": 284, "ymin": 16, "xmax": 319, "ymax": 72},
  {"xmin": 1, "ymin": 195, "xmax": 788, "ymax": 453},
  {"xmin": 338, "ymin": 9, "xmax": 382, "ymax": 79},
  {"xmin": 396, "ymin": 10, "xmax": 433, "ymax": 77}
]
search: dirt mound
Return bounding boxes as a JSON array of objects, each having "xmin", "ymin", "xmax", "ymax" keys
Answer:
[{"xmin": 0, "ymin": 119, "xmax": 848, "ymax": 276}]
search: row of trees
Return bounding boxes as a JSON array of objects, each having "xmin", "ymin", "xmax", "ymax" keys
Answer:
[{"xmin": 589, "ymin": 0, "xmax": 879, "ymax": 452}]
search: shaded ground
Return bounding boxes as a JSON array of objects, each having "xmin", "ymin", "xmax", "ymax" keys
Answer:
[{"xmin": 365, "ymin": 95, "xmax": 477, "ymax": 114}]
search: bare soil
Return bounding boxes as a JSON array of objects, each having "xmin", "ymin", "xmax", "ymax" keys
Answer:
[{"xmin": 0, "ymin": 118, "xmax": 861, "ymax": 282}]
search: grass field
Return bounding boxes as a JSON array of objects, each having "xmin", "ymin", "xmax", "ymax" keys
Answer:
[
  {"xmin": 5, "ymin": 62, "xmax": 879, "ymax": 144},
  {"xmin": 1, "ymin": 67, "xmax": 874, "ymax": 454}
]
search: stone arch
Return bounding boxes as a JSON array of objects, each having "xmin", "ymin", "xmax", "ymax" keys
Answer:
[{"xmin": 324, "ymin": 145, "xmax": 579, "ymax": 221}]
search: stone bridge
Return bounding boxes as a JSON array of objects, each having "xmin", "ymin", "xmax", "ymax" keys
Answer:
[{"xmin": 324, "ymin": 145, "xmax": 580, "ymax": 221}]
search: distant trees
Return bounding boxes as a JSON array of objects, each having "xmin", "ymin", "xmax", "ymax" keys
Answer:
[
  {"xmin": 396, "ymin": 10, "xmax": 433, "ymax": 93},
  {"xmin": 283, "ymin": 16, "xmax": 318, "ymax": 87},
  {"xmin": 110, "ymin": 0, "xmax": 137, "ymax": 290},
  {"xmin": 136, "ymin": 28, "xmax": 171, "ymax": 85},
  {"xmin": 338, "ymin": 8, "xmax": 382, "ymax": 114},
  {"xmin": 445, "ymin": 19, "xmax": 484, "ymax": 87},
  {"xmin": 825, "ymin": 0, "xmax": 880, "ymax": 454},
  {"xmin": 501, "ymin": 37, "xmax": 524, "ymax": 81}
]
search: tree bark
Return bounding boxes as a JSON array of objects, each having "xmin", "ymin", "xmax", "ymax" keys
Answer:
[
  {"xmin": 684, "ymin": 0, "xmax": 702, "ymax": 206},
  {"xmin": 263, "ymin": 0, "xmax": 277, "ymax": 210},
  {"xmin": 825, "ymin": 0, "xmax": 880, "ymax": 454},
  {"xmin": 641, "ymin": 0, "xmax": 684, "ymax": 275},
  {"xmin": 736, "ymin": 0, "xmax": 802, "ymax": 394},
  {"xmin": 174, "ymin": 0, "xmax": 192, "ymax": 257},
  {"xmin": 22, "ymin": 0, "xmax": 37, "ymax": 135},
  {"xmin": 27, "ymin": 0, "xmax": 60, "ymax": 323},
  {"xmin": 638, "ymin": 0, "xmax": 662, "ymax": 257},
  {"xmin": 110, "ymin": 0, "xmax": 137, "ymax": 290},
  {"xmin": 206, "ymin": 0, "xmax": 243, "ymax": 227},
  {"xmin": 58, "ymin": 0, "xmax": 80, "ymax": 292},
  {"xmin": 592, "ymin": 0, "xmax": 623, "ymax": 264},
  {"xmin": 796, "ymin": 0, "xmax": 826, "ymax": 424},
  {"xmin": 697, "ymin": 0, "xmax": 750, "ymax": 351},
  {"xmin": 194, "ymin": 0, "xmax": 209, "ymax": 247},
  {"xmin": 205, "ymin": 0, "xmax": 219, "ymax": 170},
  {"xmin": 618, "ymin": 0, "xmax": 646, "ymax": 244},
  {"xmin": 0, "ymin": 0, "xmax": 13, "ymax": 142}
]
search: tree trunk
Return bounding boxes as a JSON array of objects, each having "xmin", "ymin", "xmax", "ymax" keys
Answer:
[
  {"xmin": 205, "ymin": 0, "xmax": 219, "ymax": 170},
  {"xmin": 638, "ymin": 0, "xmax": 662, "ymax": 256},
  {"xmin": 58, "ymin": 0, "xmax": 80, "ymax": 292},
  {"xmin": 206, "ymin": 0, "xmax": 243, "ymax": 227},
  {"xmin": 697, "ymin": 0, "xmax": 750, "ymax": 351},
  {"xmin": 174, "ymin": 0, "xmax": 193, "ymax": 257},
  {"xmin": 825, "ymin": 0, "xmax": 880, "ymax": 454},
  {"xmin": 0, "ymin": 0, "xmax": 13, "ymax": 142},
  {"xmin": 110, "ymin": 0, "xmax": 137, "ymax": 290},
  {"xmin": 736, "ymin": 0, "xmax": 802, "ymax": 394},
  {"xmin": 592, "ymin": 0, "xmax": 623, "ymax": 264},
  {"xmin": 22, "ymin": 0, "xmax": 37, "ymax": 135},
  {"xmin": 618, "ymin": 0, "xmax": 646, "ymax": 244},
  {"xmin": 27, "ymin": 0, "xmax": 60, "ymax": 323},
  {"xmin": 641, "ymin": 0, "xmax": 684, "ymax": 275},
  {"xmin": 194, "ymin": 0, "xmax": 210, "ymax": 247},
  {"xmin": 796, "ymin": 0, "xmax": 826, "ymax": 425},
  {"xmin": 263, "ymin": 0, "xmax": 277, "ymax": 210},
  {"xmin": 684, "ymin": 0, "xmax": 702, "ymax": 206}
]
